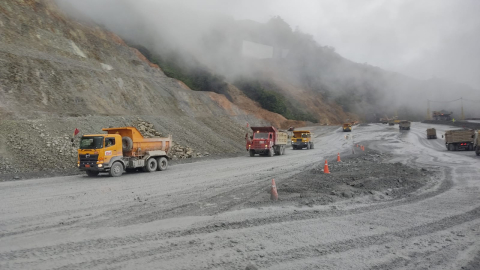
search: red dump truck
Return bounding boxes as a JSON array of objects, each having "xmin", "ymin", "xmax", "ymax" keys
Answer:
[
  {"xmin": 246, "ymin": 126, "xmax": 288, "ymax": 157},
  {"xmin": 78, "ymin": 127, "xmax": 172, "ymax": 177},
  {"xmin": 443, "ymin": 129, "xmax": 475, "ymax": 151}
]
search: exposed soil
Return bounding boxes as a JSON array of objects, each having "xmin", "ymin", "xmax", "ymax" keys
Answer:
[{"xmin": 252, "ymin": 147, "xmax": 434, "ymax": 207}]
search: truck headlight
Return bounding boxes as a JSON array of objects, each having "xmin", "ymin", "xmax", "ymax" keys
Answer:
[{"xmin": 98, "ymin": 164, "xmax": 103, "ymax": 168}]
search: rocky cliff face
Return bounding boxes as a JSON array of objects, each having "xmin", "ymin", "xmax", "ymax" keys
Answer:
[{"xmin": 0, "ymin": 0, "xmax": 309, "ymax": 178}]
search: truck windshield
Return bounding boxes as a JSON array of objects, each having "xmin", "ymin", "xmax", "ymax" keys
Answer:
[
  {"xmin": 254, "ymin": 133, "xmax": 269, "ymax": 139},
  {"xmin": 79, "ymin": 136, "xmax": 104, "ymax": 149},
  {"xmin": 301, "ymin": 134, "xmax": 308, "ymax": 138}
]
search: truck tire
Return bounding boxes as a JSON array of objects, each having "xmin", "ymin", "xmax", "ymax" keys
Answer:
[
  {"xmin": 156, "ymin": 157, "xmax": 168, "ymax": 171},
  {"xmin": 122, "ymin": 137, "xmax": 133, "ymax": 152},
  {"xmin": 468, "ymin": 144, "xmax": 473, "ymax": 151},
  {"xmin": 311, "ymin": 143, "xmax": 314, "ymax": 149},
  {"xmin": 109, "ymin": 162, "xmax": 124, "ymax": 177},
  {"xmin": 268, "ymin": 148, "xmax": 274, "ymax": 157},
  {"xmin": 292, "ymin": 145, "xmax": 296, "ymax": 150},
  {"xmin": 143, "ymin": 158, "xmax": 157, "ymax": 172},
  {"xmin": 281, "ymin": 146, "xmax": 286, "ymax": 155},
  {"xmin": 86, "ymin": 171, "xmax": 99, "ymax": 177},
  {"xmin": 249, "ymin": 150, "xmax": 255, "ymax": 157},
  {"xmin": 476, "ymin": 146, "xmax": 480, "ymax": 156},
  {"xmin": 307, "ymin": 143, "xmax": 311, "ymax": 150}
]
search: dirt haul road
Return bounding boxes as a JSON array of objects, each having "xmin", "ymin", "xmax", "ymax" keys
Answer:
[{"xmin": 1, "ymin": 123, "xmax": 480, "ymax": 270}]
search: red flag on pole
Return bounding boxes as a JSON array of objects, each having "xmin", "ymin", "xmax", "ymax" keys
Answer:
[{"xmin": 73, "ymin": 128, "xmax": 80, "ymax": 136}]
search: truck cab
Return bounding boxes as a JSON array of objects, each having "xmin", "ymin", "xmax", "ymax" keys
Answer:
[
  {"xmin": 78, "ymin": 134, "xmax": 123, "ymax": 176},
  {"xmin": 291, "ymin": 130, "xmax": 314, "ymax": 150}
]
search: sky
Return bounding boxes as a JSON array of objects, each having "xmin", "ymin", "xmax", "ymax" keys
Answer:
[
  {"xmin": 58, "ymin": 0, "xmax": 480, "ymax": 90},
  {"xmin": 165, "ymin": 0, "xmax": 480, "ymax": 90}
]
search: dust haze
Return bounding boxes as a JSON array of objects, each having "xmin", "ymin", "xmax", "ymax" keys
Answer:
[{"xmin": 56, "ymin": 0, "xmax": 480, "ymax": 120}]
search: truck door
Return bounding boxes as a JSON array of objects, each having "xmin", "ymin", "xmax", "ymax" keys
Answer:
[{"xmin": 104, "ymin": 137, "xmax": 120, "ymax": 164}]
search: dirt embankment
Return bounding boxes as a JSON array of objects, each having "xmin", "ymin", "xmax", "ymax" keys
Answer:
[{"xmin": 0, "ymin": 115, "xmax": 249, "ymax": 181}]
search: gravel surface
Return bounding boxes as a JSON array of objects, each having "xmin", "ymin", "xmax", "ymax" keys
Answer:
[{"xmin": 1, "ymin": 123, "xmax": 480, "ymax": 269}]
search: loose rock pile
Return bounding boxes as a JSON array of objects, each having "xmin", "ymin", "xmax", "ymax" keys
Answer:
[
  {"xmin": 133, "ymin": 119, "xmax": 208, "ymax": 160},
  {"xmin": 0, "ymin": 122, "xmax": 80, "ymax": 176},
  {"xmin": 132, "ymin": 119, "xmax": 164, "ymax": 138}
]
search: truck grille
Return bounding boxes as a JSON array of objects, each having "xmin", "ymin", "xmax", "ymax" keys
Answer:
[
  {"xmin": 296, "ymin": 139, "xmax": 302, "ymax": 142},
  {"xmin": 79, "ymin": 154, "xmax": 99, "ymax": 162}
]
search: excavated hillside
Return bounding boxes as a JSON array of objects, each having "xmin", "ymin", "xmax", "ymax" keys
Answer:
[{"xmin": 0, "ymin": 0, "xmax": 310, "ymax": 178}]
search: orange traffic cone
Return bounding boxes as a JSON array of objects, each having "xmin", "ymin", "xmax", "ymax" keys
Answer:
[
  {"xmin": 323, "ymin": 160, "xmax": 330, "ymax": 174},
  {"xmin": 271, "ymin": 179, "xmax": 278, "ymax": 201},
  {"xmin": 337, "ymin": 153, "xmax": 341, "ymax": 162}
]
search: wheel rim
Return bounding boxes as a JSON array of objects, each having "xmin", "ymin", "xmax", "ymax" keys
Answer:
[
  {"xmin": 113, "ymin": 165, "xmax": 121, "ymax": 175},
  {"xmin": 161, "ymin": 160, "xmax": 166, "ymax": 168},
  {"xmin": 149, "ymin": 161, "xmax": 155, "ymax": 170}
]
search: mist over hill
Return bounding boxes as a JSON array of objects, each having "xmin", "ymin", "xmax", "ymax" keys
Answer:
[{"xmin": 56, "ymin": 0, "xmax": 480, "ymax": 122}]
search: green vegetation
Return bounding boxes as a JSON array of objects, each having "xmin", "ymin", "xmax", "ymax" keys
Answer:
[
  {"xmin": 234, "ymin": 78, "xmax": 318, "ymax": 123},
  {"xmin": 132, "ymin": 45, "xmax": 230, "ymax": 99},
  {"xmin": 131, "ymin": 44, "xmax": 318, "ymax": 122}
]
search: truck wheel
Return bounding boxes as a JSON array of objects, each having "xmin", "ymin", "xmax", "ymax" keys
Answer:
[
  {"xmin": 86, "ymin": 171, "xmax": 99, "ymax": 177},
  {"xmin": 122, "ymin": 137, "xmax": 133, "ymax": 152},
  {"xmin": 311, "ymin": 143, "xmax": 314, "ymax": 149},
  {"xmin": 468, "ymin": 145, "xmax": 473, "ymax": 151},
  {"xmin": 156, "ymin": 157, "xmax": 168, "ymax": 171},
  {"xmin": 249, "ymin": 150, "xmax": 255, "ymax": 157},
  {"xmin": 307, "ymin": 143, "xmax": 311, "ymax": 150},
  {"xmin": 292, "ymin": 145, "xmax": 296, "ymax": 150},
  {"xmin": 281, "ymin": 146, "xmax": 286, "ymax": 155},
  {"xmin": 448, "ymin": 144, "xmax": 454, "ymax": 151},
  {"xmin": 268, "ymin": 148, "xmax": 274, "ymax": 157},
  {"xmin": 143, "ymin": 158, "xmax": 157, "ymax": 172},
  {"xmin": 476, "ymin": 147, "xmax": 480, "ymax": 156},
  {"xmin": 109, "ymin": 162, "xmax": 124, "ymax": 177}
]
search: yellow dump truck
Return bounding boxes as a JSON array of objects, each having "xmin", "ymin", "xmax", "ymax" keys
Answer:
[
  {"xmin": 343, "ymin": 123, "xmax": 352, "ymax": 132},
  {"xmin": 291, "ymin": 130, "xmax": 314, "ymax": 150},
  {"xmin": 474, "ymin": 130, "xmax": 480, "ymax": 156},
  {"xmin": 78, "ymin": 127, "xmax": 172, "ymax": 177}
]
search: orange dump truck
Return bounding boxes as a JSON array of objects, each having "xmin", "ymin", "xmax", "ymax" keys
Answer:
[
  {"xmin": 78, "ymin": 127, "xmax": 172, "ymax": 177},
  {"xmin": 343, "ymin": 123, "xmax": 352, "ymax": 132}
]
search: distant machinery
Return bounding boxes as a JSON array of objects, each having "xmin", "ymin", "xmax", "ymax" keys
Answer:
[{"xmin": 432, "ymin": 110, "xmax": 453, "ymax": 121}]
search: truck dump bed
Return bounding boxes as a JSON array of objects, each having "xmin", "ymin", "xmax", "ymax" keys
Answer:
[
  {"xmin": 102, "ymin": 127, "xmax": 172, "ymax": 157},
  {"xmin": 444, "ymin": 130, "xmax": 474, "ymax": 143}
]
